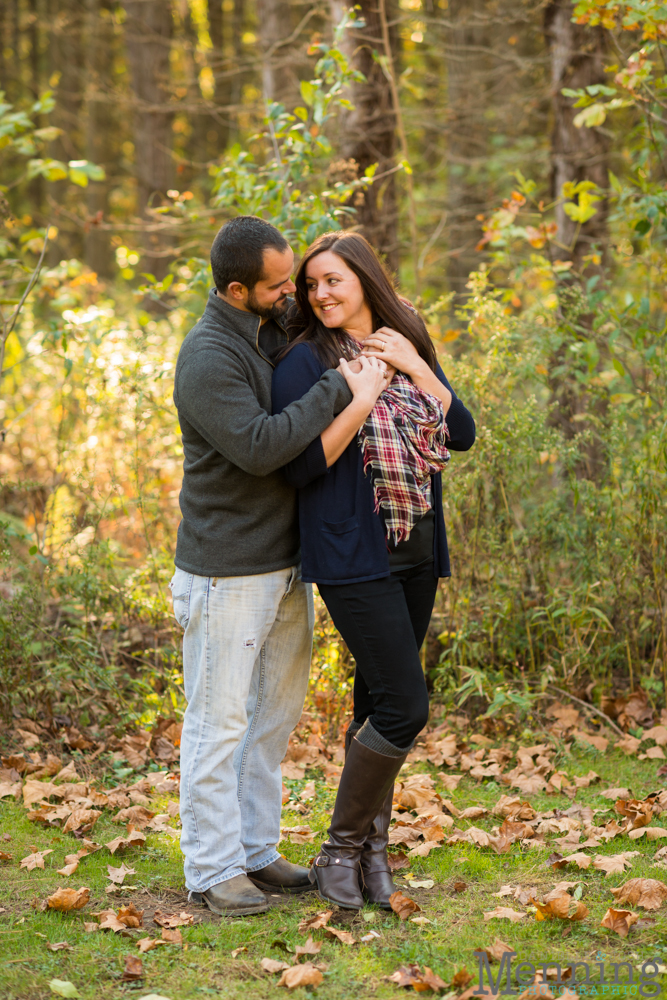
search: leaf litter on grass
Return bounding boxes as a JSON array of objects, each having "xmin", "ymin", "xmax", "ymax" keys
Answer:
[{"xmin": 4, "ymin": 699, "xmax": 667, "ymax": 998}]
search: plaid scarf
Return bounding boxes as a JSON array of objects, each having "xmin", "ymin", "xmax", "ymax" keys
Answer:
[{"xmin": 358, "ymin": 373, "xmax": 450, "ymax": 544}]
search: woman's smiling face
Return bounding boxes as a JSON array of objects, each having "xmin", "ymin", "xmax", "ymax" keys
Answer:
[{"xmin": 304, "ymin": 250, "xmax": 371, "ymax": 333}]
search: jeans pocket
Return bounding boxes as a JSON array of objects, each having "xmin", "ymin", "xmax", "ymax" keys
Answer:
[{"xmin": 170, "ymin": 570, "xmax": 193, "ymax": 629}]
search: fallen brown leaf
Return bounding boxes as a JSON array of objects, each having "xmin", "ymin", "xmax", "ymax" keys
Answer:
[
  {"xmin": 600, "ymin": 787, "xmax": 631, "ymax": 800},
  {"xmin": 116, "ymin": 903, "xmax": 143, "ymax": 928},
  {"xmin": 454, "ymin": 881, "xmax": 468, "ymax": 893},
  {"xmin": 628, "ymin": 827, "xmax": 667, "ymax": 841},
  {"xmin": 231, "ymin": 946, "xmax": 248, "ymax": 958},
  {"xmin": 20, "ymin": 849, "xmax": 53, "ymax": 870},
  {"xmin": 106, "ymin": 862, "xmax": 136, "ymax": 885},
  {"xmin": 325, "ymin": 927, "xmax": 356, "ymax": 945},
  {"xmin": 615, "ymin": 798, "xmax": 653, "ymax": 829},
  {"xmin": 459, "ymin": 806, "xmax": 488, "ymax": 820},
  {"xmin": 53, "ymin": 759, "xmax": 81, "ymax": 782},
  {"xmin": 57, "ymin": 861, "xmax": 79, "ymax": 877},
  {"xmin": 483, "ymin": 907, "xmax": 527, "ymax": 923},
  {"xmin": 47, "ymin": 942, "xmax": 73, "ymax": 951},
  {"xmin": 277, "ymin": 962, "xmax": 324, "ymax": 989},
  {"xmin": 0, "ymin": 780, "xmax": 22, "ymax": 800},
  {"xmin": 609, "ymin": 878, "xmax": 667, "ymax": 911},
  {"xmin": 475, "ymin": 938, "xmax": 515, "ymax": 963},
  {"xmin": 532, "ymin": 891, "xmax": 588, "ymax": 922},
  {"xmin": 153, "ymin": 910, "xmax": 194, "ymax": 928},
  {"xmin": 492, "ymin": 796, "xmax": 536, "ymax": 821},
  {"xmin": 561, "ymin": 852, "xmax": 592, "ymax": 870},
  {"xmin": 261, "ymin": 957, "xmax": 290, "ymax": 974},
  {"xmin": 593, "ymin": 853, "xmax": 639, "ymax": 877},
  {"xmin": 389, "ymin": 890, "xmax": 421, "ymax": 921},
  {"xmin": 573, "ymin": 731, "xmax": 608, "ymax": 753},
  {"xmin": 97, "ymin": 910, "xmax": 127, "ymax": 932},
  {"xmin": 386, "ymin": 963, "xmax": 447, "ymax": 992},
  {"xmin": 280, "ymin": 825, "xmax": 315, "ymax": 844},
  {"xmin": 600, "ymin": 907, "xmax": 639, "ymax": 938},
  {"xmin": 104, "ymin": 829, "xmax": 146, "ymax": 854},
  {"xmin": 62, "ymin": 808, "xmax": 101, "ymax": 835},
  {"xmin": 137, "ymin": 937, "xmax": 164, "ymax": 953},
  {"xmin": 297, "ymin": 910, "xmax": 332, "ymax": 933},
  {"xmin": 120, "ymin": 955, "xmax": 143, "ymax": 982},
  {"xmin": 46, "ymin": 887, "xmax": 90, "ymax": 912},
  {"xmin": 161, "ymin": 927, "xmax": 183, "ymax": 945},
  {"xmin": 113, "ymin": 805, "xmax": 155, "ymax": 829},
  {"xmin": 294, "ymin": 935, "xmax": 321, "ymax": 959},
  {"xmin": 437, "ymin": 773, "xmax": 463, "ymax": 791},
  {"xmin": 451, "ymin": 968, "xmax": 473, "ymax": 989},
  {"xmin": 408, "ymin": 840, "xmax": 442, "ymax": 858},
  {"xmin": 388, "ymin": 851, "xmax": 410, "ymax": 871},
  {"xmin": 83, "ymin": 922, "xmax": 98, "ymax": 933}
]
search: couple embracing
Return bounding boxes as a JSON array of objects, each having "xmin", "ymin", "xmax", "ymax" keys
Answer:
[{"xmin": 171, "ymin": 216, "xmax": 475, "ymax": 916}]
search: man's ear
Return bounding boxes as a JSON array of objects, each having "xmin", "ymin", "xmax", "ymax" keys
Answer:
[{"xmin": 226, "ymin": 280, "xmax": 247, "ymax": 301}]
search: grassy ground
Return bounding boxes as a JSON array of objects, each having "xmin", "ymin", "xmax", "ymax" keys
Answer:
[{"xmin": 1, "ymin": 739, "xmax": 667, "ymax": 1000}]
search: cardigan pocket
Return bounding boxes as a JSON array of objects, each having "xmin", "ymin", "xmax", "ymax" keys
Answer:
[
  {"xmin": 316, "ymin": 515, "xmax": 361, "ymax": 578},
  {"xmin": 321, "ymin": 515, "xmax": 358, "ymax": 535}
]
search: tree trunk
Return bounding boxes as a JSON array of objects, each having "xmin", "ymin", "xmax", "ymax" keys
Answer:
[
  {"xmin": 48, "ymin": 0, "xmax": 85, "ymax": 262},
  {"xmin": 545, "ymin": 0, "xmax": 610, "ymax": 480},
  {"xmin": 546, "ymin": 0, "xmax": 609, "ymax": 267},
  {"xmin": 329, "ymin": 0, "xmax": 399, "ymax": 272},
  {"xmin": 443, "ymin": 0, "xmax": 491, "ymax": 301},
  {"xmin": 256, "ymin": 0, "xmax": 297, "ymax": 105},
  {"xmin": 123, "ymin": 0, "xmax": 175, "ymax": 278},
  {"xmin": 84, "ymin": 0, "xmax": 115, "ymax": 277}
]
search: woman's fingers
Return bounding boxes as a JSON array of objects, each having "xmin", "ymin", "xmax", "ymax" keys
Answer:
[{"xmin": 339, "ymin": 354, "xmax": 387, "ymax": 402}]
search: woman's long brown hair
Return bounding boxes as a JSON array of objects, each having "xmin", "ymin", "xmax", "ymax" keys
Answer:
[{"xmin": 278, "ymin": 231, "xmax": 437, "ymax": 372}]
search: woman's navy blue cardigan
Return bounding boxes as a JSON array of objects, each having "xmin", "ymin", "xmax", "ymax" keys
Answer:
[{"xmin": 272, "ymin": 343, "xmax": 475, "ymax": 586}]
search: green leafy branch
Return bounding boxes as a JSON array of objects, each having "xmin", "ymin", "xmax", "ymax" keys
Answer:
[{"xmin": 209, "ymin": 8, "xmax": 379, "ymax": 251}]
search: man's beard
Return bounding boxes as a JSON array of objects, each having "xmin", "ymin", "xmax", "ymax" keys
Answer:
[{"xmin": 246, "ymin": 290, "xmax": 289, "ymax": 321}]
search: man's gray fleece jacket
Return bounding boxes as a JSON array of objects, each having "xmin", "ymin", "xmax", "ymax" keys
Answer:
[{"xmin": 173, "ymin": 289, "xmax": 353, "ymax": 578}]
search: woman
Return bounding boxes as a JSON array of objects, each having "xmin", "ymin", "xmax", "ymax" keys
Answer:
[{"xmin": 272, "ymin": 231, "xmax": 475, "ymax": 910}]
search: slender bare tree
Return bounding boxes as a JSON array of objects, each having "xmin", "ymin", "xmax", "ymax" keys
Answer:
[
  {"xmin": 546, "ymin": 0, "xmax": 609, "ymax": 267},
  {"xmin": 84, "ymin": 0, "xmax": 115, "ymax": 277},
  {"xmin": 329, "ymin": 0, "xmax": 399, "ymax": 271},
  {"xmin": 123, "ymin": 0, "xmax": 175, "ymax": 277}
]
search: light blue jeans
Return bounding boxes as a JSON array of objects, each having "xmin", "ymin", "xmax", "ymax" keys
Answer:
[{"xmin": 170, "ymin": 565, "xmax": 314, "ymax": 893}]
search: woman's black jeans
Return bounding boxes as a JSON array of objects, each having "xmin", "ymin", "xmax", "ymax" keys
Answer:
[{"xmin": 318, "ymin": 562, "xmax": 438, "ymax": 749}]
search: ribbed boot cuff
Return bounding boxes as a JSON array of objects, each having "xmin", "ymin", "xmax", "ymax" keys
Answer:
[
  {"xmin": 355, "ymin": 720, "xmax": 412, "ymax": 757},
  {"xmin": 347, "ymin": 721, "xmax": 362, "ymax": 737}
]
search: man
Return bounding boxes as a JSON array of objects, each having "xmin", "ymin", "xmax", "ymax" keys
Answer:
[{"xmin": 171, "ymin": 216, "xmax": 384, "ymax": 916}]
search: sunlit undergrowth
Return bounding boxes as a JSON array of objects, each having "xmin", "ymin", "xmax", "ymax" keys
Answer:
[{"xmin": 1, "ymin": 246, "xmax": 666, "ymax": 729}]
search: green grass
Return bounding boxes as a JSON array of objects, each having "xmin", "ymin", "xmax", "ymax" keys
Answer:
[{"xmin": 1, "ymin": 743, "xmax": 667, "ymax": 999}]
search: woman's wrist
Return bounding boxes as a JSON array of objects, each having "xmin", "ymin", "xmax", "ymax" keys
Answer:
[{"xmin": 407, "ymin": 356, "xmax": 431, "ymax": 381}]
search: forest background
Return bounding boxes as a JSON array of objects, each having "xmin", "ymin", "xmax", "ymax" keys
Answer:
[{"xmin": 1, "ymin": 0, "xmax": 666, "ymax": 735}]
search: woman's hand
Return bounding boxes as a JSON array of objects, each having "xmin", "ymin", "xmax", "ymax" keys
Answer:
[
  {"xmin": 361, "ymin": 326, "xmax": 424, "ymax": 379},
  {"xmin": 363, "ymin": 328, "xmax": 453, "ymax": 415},
  {"xmin": 321, "ymin": 356, "xmax": 390, "ymax": 468},
  {"xmin": 339, "ymin": 355, "xmax": 389, "ymax": 407}
]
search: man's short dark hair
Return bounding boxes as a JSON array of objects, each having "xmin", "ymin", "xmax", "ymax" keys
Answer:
[{"xmin": 211, "ymin": 216, "xmax": 290, "ymax": 293}]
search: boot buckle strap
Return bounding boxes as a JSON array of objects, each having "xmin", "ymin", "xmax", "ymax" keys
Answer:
[
  {"xmin": 362, "ymin": 864, "xmax": 391, "ymax": 875},
  {"xmin": 314, "ymin": 856, "xmax": 329, "ymax": 867}
]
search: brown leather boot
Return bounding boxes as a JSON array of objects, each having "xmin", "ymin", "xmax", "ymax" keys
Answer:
[
  {"xmin": 345, "ymin": 726, "xmax": 398, "ymax": 909},
  {"xmin": 310, "ymin": 737, "xmax": 408, "ymax": 910}
]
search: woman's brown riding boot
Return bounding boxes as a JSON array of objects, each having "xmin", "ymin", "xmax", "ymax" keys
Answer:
[
  {"xmin": 345, "ymin": 724, "xmax": 401, "ymax": 909},
  {"xmin": 310, "ymin": 734, "xmax": 408, "ymax": 910}
]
